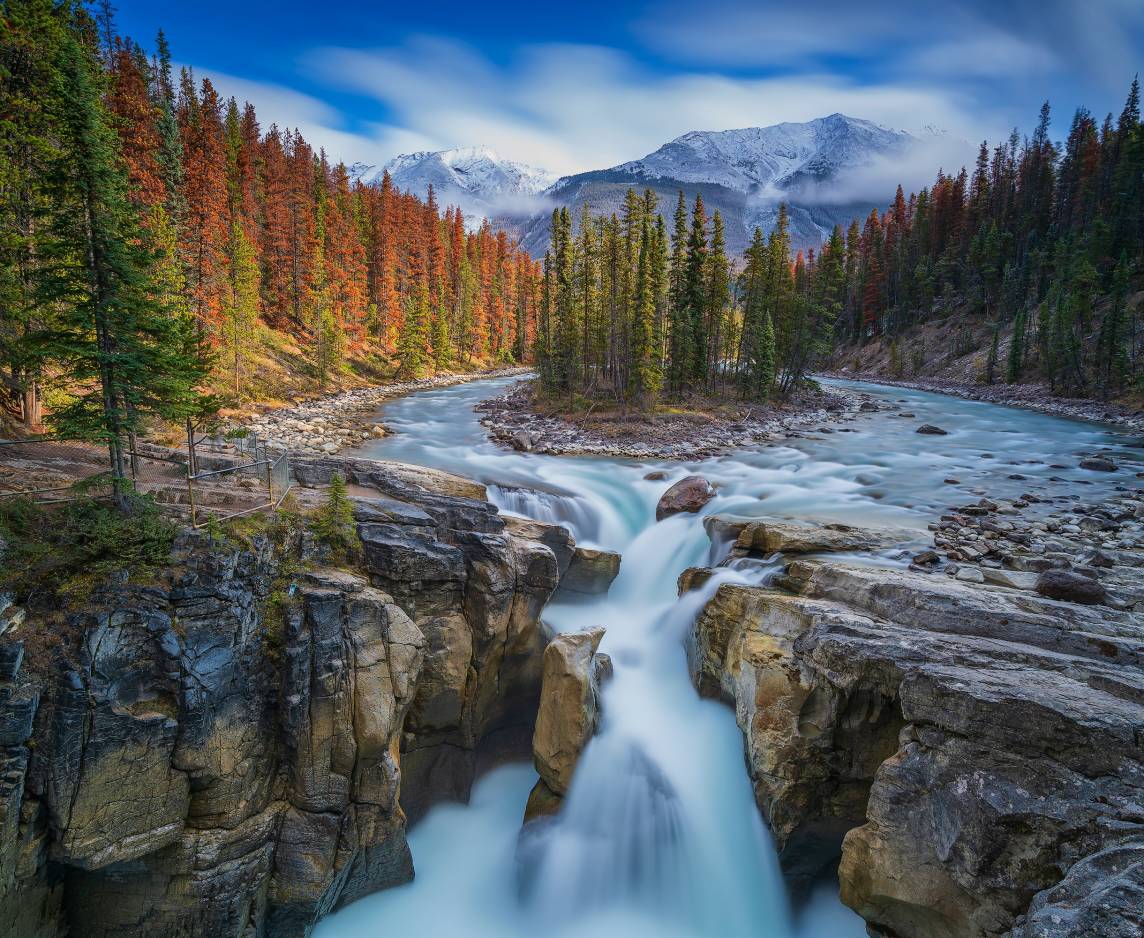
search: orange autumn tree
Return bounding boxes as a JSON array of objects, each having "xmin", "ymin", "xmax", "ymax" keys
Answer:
[{"xmin": 97, "ymin": 30, "xmax": 540, "ymax": 395}]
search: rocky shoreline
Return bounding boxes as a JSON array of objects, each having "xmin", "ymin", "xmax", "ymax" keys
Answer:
[
  {"xmin": 825, "ymin": 370, "xmax": 1144, "ymax": 433},
  {"xmin": 476, "ymin": 379, "xmax": 881, "ymax": 459},
  {"xmin": 233, "ymin": 367, "xmax": 530, "ymax": 454}
]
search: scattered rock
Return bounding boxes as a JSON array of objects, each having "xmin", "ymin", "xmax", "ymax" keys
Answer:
[
  {"xmin": 916, "ymin": 424, "xmax": 948, "ymax": 435},
  {"xmin": 1035, "ymin": 569, "xmax": 1108, "ymax": 605},
  {"xmin": 1079, "ymin": 456, "xmax": 1117, "ymax": 472},
  {"xmin": 980, "ymin": 568, "xmax": 1039, "ymax": 590}
]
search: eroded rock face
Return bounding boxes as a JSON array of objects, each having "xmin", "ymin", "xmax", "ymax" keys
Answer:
[
  {"xmin": 531, "ymin": 627, "xmax": 611, "ymax": 803},
  {"xmin": 0, "ymin": 459, "xmax": 567, "ymax": 938},
  {"xmin": 704, "ymin": 514, "xmax": 917, "ymax": 556},
  {"xmin": 655, "ymin": 475, "xmax": 714, "ymax": 521},
  {"xmin": 690, "ymin": 553, "xmax": 1144, "ymax": 937},
  {"xmin": 1010, "ymin": 841, "xmax": 1144, "ymax": 938},
  {"xmin": 555, "ymin": 547, "xmax": 622, "ymax": 596}
]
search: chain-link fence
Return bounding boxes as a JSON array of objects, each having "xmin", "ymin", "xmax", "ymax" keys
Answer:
[{"xmin": 0, "ymin": 432, "xmax": 294, "ymax": 528}]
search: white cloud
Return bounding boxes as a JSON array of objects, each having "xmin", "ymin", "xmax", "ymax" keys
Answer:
[
  {"xmin": 634, "ymin": 1, "xmax": 918, "ymax": 68},
  {"xmin": 792, "ymin": 135, "xmax": 980, "ymax": 206},
  {"xmin": 303, "ymin": 40, "xmax": 994, "ymax": 176},
  {"xmin": 905, "ymin": 31, "xmax": 1058, "ymax": 80},
  {"xmin": 182, "ymin": 64, "xmax": 438, "ymax": 168}
]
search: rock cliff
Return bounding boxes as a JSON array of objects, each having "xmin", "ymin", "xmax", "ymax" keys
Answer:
[
  {"xmin": 688, "ymin": 517, "xmax": 1144, "ymax": 937},
  {"xmin": 0, "ymin": 459, "xmax": 566, "ymax": 938}
]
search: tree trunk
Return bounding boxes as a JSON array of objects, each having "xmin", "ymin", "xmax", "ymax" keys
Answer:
[{"xmin": 22, "ymin": 378, "xmax": 42, "ymax": 430}]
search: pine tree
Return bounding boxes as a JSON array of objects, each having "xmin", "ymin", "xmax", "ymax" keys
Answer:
[
  {"xmin": 1096, "ymin": 254, "xmax": 1131, "ymax": 398},
  {"xmin": 682, "ymin": 194, "xmax": 708, "ymax": 387},
  {"xmin": 312, "ymin": 472, "xmax": 355, "ymax": 557},
  {"xmin": 667, "ymin": 191, "xmax": 691, "ymax": 398},
  {"xmin": 0, "ymin": 0, "xmax": 68, "ymax": 428},
  {"xmin": 737, "ymin": 229, "xmax": 774, "ymax": 402},
  {"xmin": 222, "ymin": 219, "xmax": 260, "ymax": 396},
  {"xmin": 37, "ymin": 20, "xmax": 215, "ymax": 502},
  {"xmin": 431, "ymin": 305, "xmax": 451, "ymax": 374},
  {"xmin": 629, "ymin": 217, "xmax": 661, "ymax": 404},
  {"xmin": 704, "ymin": 210, "xmax": 730, "ymax": 390},
  {"xmin": 574, "ymin": 201, "xmax": 597, "ymax": 390},
  {"xmin": 396, "ymin": 283, "xmax": 429, "ymax": 379},
  {"xmin": 306, "ymin": 206, "xmax": 341, "ymax": 389}
]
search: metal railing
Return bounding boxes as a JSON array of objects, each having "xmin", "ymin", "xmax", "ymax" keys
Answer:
[
  {"xmin": 185, "ymin": 449, "xmax": 293, "ymax": 528},
  {"xmin": 0, "ymin": 433, "xmax": 294, "ymax": 528}
]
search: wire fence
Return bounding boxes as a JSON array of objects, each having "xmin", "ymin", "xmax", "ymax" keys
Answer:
[{"xmin": 0, "ymin": 431, "xmax": 294, "ymax": 528}]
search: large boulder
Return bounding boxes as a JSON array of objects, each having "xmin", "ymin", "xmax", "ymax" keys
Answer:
[
  {"xmin": 655, "ymin": 475, "xmax": 714, "ymax": 521},
  {"xmin": 529, "ymin": 627, "xmax": 611, "ymax": 815}
]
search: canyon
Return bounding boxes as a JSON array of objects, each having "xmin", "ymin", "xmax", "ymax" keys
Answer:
[{"xmin": 1, "ymin": 375, "xmax": 1141, "ymax": 938}]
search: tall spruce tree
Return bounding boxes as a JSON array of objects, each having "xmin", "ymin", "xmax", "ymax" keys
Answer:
[
  {"xmin": 37, "ymin": 18, "xmax": 214, "ymax": 499},
  {"xmin": 682, "ymin": 194, "xmax": 708, "ymax": 387},
  {"xmin": 222, "ymin": 219, "xmax": 260, "ymax": 395},
  {"xmin": 666, "ymin": 191, "xmax": 691, "ymax": 398}
]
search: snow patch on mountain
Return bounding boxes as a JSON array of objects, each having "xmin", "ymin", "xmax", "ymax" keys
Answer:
[
  {"xmin": 530, "ymin": 114, "xmax": 960, "ymax": 255},
  {"xmin": 377, "ymin": 146, "xmax": 556, "ymax": 226},
  {"xmin": 604, "ymin": 114, "xmax": 914, "ymax": 195}
]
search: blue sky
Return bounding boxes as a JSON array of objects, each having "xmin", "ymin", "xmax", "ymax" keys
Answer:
[{"xmin": 113, "ymin": 0, "xmax": 1143, "ymax": 180}]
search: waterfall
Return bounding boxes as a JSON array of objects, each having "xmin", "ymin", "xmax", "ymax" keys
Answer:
[{"xmin": 317, "ymin": 372, "xmax": 1138, "ymax": 938}]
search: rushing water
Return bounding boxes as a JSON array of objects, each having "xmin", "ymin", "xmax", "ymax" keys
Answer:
[{"xmin": 314, "ymin": 376, "xmax": 1140, "ymax": 938}]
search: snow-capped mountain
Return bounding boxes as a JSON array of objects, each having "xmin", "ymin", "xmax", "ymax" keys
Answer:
[
  {"xmin": 377, "ymin": 117, "xmax": 947, "ymax": 256},
  {"xmin": 377, "ymin": 146, "xmax": 555, "ymax": 227},
  {"xmin": 511, "ymin": 114, "xmax": 934, "ymax": 255},
  {"xmin": 609, "ymin": 114, "xmax": 913, "ymax": 193}
]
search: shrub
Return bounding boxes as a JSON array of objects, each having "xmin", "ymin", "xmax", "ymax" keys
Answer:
[{"xmin": 0, "ymin": 493, "xmax": 177, "ymax": 605}]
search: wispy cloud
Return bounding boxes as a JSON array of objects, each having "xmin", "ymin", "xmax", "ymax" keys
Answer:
[
  {"xmin": 634, "ymin": 0, "xmax": 1140, "ymax": 95},
  {"xmin": 184, "ymin": 65, "xmax": 437, "ymax": 168},
  {"xmin": 183, "ymin": 0, "xmax": 1143, "ymax": 185},
  {"xmin": 304, "ymin": 39, "xmax": 989, "ymax": 176}
]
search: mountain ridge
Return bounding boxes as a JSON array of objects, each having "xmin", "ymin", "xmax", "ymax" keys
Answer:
[{"xmin": 384, "ymin": 115, "xmax": 941, "ymax": 254}]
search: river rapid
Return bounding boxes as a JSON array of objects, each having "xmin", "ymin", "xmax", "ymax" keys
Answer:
[{"xmin": 313, "ymin": 375, "xmax": 1140, "ymax": 938}]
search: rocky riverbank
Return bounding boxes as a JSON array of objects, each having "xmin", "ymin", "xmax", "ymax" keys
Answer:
[
  {"xmin": 686, "ymin": 485, "xmax": 1144, "ymax": 937},
  {"xmin": 232, "ymin": 368, "xmax": 530, "ymax": 455},
  {"xmin": 476, "ymin": 379, "xmax": 881, "ymax": 458},
  {"xmin": 0, "ymin": 452, "xmax": 613, "ymax": 938},
  {"xmin": 824, "ymin": 371, "xmax": 1144, "ymax": 433}
]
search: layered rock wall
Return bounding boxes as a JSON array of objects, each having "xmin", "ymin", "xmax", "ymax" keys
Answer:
[
  {"xmin": 689, "ymin": 544, "xmax": 1144, "ymax": 937},
  {"xmin": 0, "ymin": 463, "xmax": 566, "ymax": 938}
]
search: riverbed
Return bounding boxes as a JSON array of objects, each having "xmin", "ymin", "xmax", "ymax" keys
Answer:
[{"xmin": 312, "ymin": 375, "xmax": 1140, "ymax": 938}]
